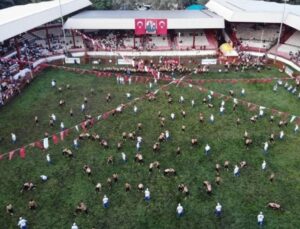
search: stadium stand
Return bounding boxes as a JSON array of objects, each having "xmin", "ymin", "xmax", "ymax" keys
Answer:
[
  {"xmin": 2, "ymin": 0, "xmax": 300, "ymax": 106},
  {"xmin": 232, "ymin": 23, "xmax": 279, "ymax": 51}
]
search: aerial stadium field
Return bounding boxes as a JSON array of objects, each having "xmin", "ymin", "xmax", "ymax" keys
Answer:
[{"xmin": 0, "ymin": 66, "xmax": 299, "ymax": 229}]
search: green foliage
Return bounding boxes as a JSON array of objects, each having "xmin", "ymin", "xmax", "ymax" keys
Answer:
[
  {"xmin": 0, "ymin": 67, "xmax": 299, "ymax": 228},
  {"xmin": 91, "ymin": 0, "xmax": 113, "ymax": 10}
]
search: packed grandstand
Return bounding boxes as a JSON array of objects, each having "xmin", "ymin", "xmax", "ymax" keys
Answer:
[{"xmin": 1, "ymin": 0, "xmax": 300, "ymax": 106}]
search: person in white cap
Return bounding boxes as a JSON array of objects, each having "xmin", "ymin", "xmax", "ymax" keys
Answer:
[
  {"xmin": 60, "ymin": 122, "xmax": 65, "ymax": 130},
  {"xmin": 215, "ymin": 202, "xmax": 222, "ymax": 217},
  {"xmin": 259, "ymin": 108, "xmax": 264, "ymax": 117},
  {"xmin": 220, "ymin": 106, "xmax": 225, "ymax": 115},
  {"xmin": 103, "ymin": 195, "xmax": 109, "ymax": 208},
  {"xmin": 261, "ymin": 160, "xmax": 266, "ymax": 171},
  {"xmin": 17, "ymin": 217, "xmax": 27, "ymax": 229},
  {"xmin": 71, "ymin": 222, "xmax": 79, "ymax": 229},
  {"xmin": 170, "ymin": 113, "xmax": 175, "ymax": 120},
  {"xmin": 279, "ymin": 130, "xmax": 284, "ymax": 140},
  {"xmin": 73, "ymin": 138, "xmax": 79, "ymax": 149},
  {"xmin": 144, "ymin": 188, "xmax": 150, "ymax": 201},
  {"xmin": 241, "ymin": 88, "xmax": 245, "ymax": 96},
  {"xmin": 81, "ymin": 103, "xmax": 85, "ymax": 112},
  {"xmin": 191, "ymin": 100, "xmax": 195, "ymax": 107},
  {"xmin": 51, "ymin": 79, "xmax": 56, "ymax": 88},
  {"xmin": 234, "ymin": 165, "xmax": 240, "ymax": 177},
  {"xmin": 133, "ymin": 105, "xmax": 138, "ymax": 114},
  {"xmin": 263, "ymin": 142, "xmax": 269, "ymax": 153},
  {"xmin": 40, "ymin": 175, "xmax": 48, "ymax": 182},
  {"xmin": 137, "ymin": 136, "xmax": 143, "ymax": 143},
  {"xmin": 179, "ymin": 96, "xmax": 184, "ymax": 103},
  {"xmin": 210, "ymin": 114, "xmax": 214, "ymax": 123},
  {"xmin": 11, "ymin": 133, "xmax": 16, "ymax": 144},
  {"xmin": 126, "ymin": 93, "xmax": 131, "ymax": 99},
  {"xmin": 51, "ymin": 113, "xmax": 56, "ymax": 122},
  {"xmin": 233, "ymin": 98, "xmax": 238, "ymax": 105},
  {"xmin": 165, "ymin": 130, "xmax": 170, "ymax": 140},
  {"xmin": 121, "ymin": 152, "xmax": 127, "ymax": 163},
  {"xmin": 136, "ymin": 141, "xmax": 141, "ymax": 151},
  {"xmin": 290, "ymin": 115, "xmax": 296, "ymax": 123},
  {"xmin": 257, "ymin": 211, "xmax": 264, "ymax": 227},
  {"xmin": 46, "ymin": 153, "xmax": 51, "ymax": 164},
  {"xmin": 176, "ymin": 203, "xmax": 184, "ymax": 217},
  {"xmin": 205, "ymin": 144, "xmax": 211, "ymax": 156},
  {"xmin": 207, "ymin": 94, "xmax": 212, "ymax": 101}
]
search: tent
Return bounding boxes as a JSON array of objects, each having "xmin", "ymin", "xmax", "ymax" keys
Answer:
[
  {"xmin": 219, "ymin": 43, "xmax": 238, "ymax": 57},
  {"xmin": 186, "ymin": 4, "xmax": 206, "ymax": 11}
]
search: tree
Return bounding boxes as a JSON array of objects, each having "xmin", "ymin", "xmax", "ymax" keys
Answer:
[{"xmin": 91, "ymin": 0, "xmax": 113, "ymax": 9}]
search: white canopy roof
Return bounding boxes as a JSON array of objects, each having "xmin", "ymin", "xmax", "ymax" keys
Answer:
[
  {"xmin": 63, "ymin": 10, "xmax": 225, "ymax": 30},
  {"xmin": 0, "ymin": 0, "xmax": 92, "ymax": 42},
  {"xmin": 206, "ymin": 0, "xmax": 300, "ymax": 30}
]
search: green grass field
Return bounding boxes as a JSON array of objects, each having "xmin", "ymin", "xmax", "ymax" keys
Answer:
[{"xmin": 0, "ymin": 67, "xmax": 299, "ymax": 229}]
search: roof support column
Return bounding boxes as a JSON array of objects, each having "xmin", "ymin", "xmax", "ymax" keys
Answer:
[
  {"xmin": 71, "ymin": 30, "xmax": 76, "ymax": 49},
  {"xmin": 45, "ymin": 24, "xmax": 51, "ymax": 50},
  {"xmin": 192, "ymin": 32, "xmax": 196, "ymax": 49}
]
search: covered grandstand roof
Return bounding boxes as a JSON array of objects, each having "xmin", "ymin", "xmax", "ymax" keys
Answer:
[
  {"xmin": 63, "ymin": 10, "xmax": 225, "ymax": 30},
  {"xmin": 0, "ymin": 0, "xmax": 92, "ymax": 42},
  {"xmin": 206, "ymin": 0, "xmax": 300, "ymax": 30}
]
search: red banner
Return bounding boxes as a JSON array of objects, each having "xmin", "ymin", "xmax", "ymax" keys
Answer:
[
  {"xmin": 135, "ymin": 19, "xmax": 146, "ymax": 35},
  {"xmin": 20, "ymin": 147, "xmax": 26, "ymax": 159},
  {"xmin": 157, "ymin": 19, "xmax": 167, "ymax": 35},
  {"xmin": 60, "ymin": 129, "xmax": 69, "ymax": 141},
  {"xmin": 52, "ymin": 134, "xmax": 59, "ymax": 144},
  {"xmin": 9, "ymin": 151, "xmax": 15, "ymax": 160},
  {"xmin": 135, "ymin": 18, "xmax": 167, "ymax": 35},
  {"xmin": 34, "ymin": 141, "xmax": 44, "ymax": 150}
]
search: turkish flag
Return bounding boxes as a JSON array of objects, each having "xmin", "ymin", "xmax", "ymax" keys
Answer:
[
  {"xmin": 20, "ymin": 147, "xmax": 26, "ymax": 159},
  {"xmin": 52, "ymin": 134, "xmax": 59, "ymax": 144},
  {"xmin": 102, "ymin": 112, "xmax": 110, "ymax": 120},
  {"xmin": 90, "ymin": 118, "xmax": 95, "ymax": 127},
  {"xmin": 9, "ymin": 151, "xmax": 15, "ymax": 160},
  {"xmin": 157, "ymin": 19, "xmax": 167, "ymax": 35},
  {"xmin": 34, "ymin": 141, "xmax": 44, "ymax": 150},
  {"xmin": 135, "ymin": 19, "xmax": 145, "ymax": 35},
  {"xmin": 60, "ymin": 129, "xmax": 69, "ymax": 141},
  {"xmin": 81, "ymin": 121, "xmax": 87, "ymax": 132}
]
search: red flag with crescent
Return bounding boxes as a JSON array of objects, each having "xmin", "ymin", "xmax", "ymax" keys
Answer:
[
  {"xmin": 9, "ymin": 151, "xmax": 15, "ymax": 160},
  {"xmin": 157, "ymin": 19, "xmax": 167, "ymax": 35},
  {"xmin": 135, "ymin": 19, "xmax": 145, "ymax": 35},
  {"xmin": 20, "ymin": 147, "xmax": 26, "ymax": 159},
  {"xmin": 52, "ymin": 134, "xmax": 59, "ymax": 145},
  {"xmin": 34, "ymin": 140, "xmax": 44, "ymax": 150}
]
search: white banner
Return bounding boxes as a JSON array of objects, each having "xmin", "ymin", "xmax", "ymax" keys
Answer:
[
  {"xmin": 201, "ymin": 58, "xmax": 217, "ymax": 65},
  {"xmin": 117, "ymin": 58, "xmax": 133, "ymax": 65},
  {"xmin": 285, "ymin": 66, "xmax": 294, "ymax": 77},
  {"xmin": 65, "ymin": 57, "xmax": 81, "ymax": 64},
  {"xmin": 43, "ymin": 137, "xmax": 49, "ymax": 150}
]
